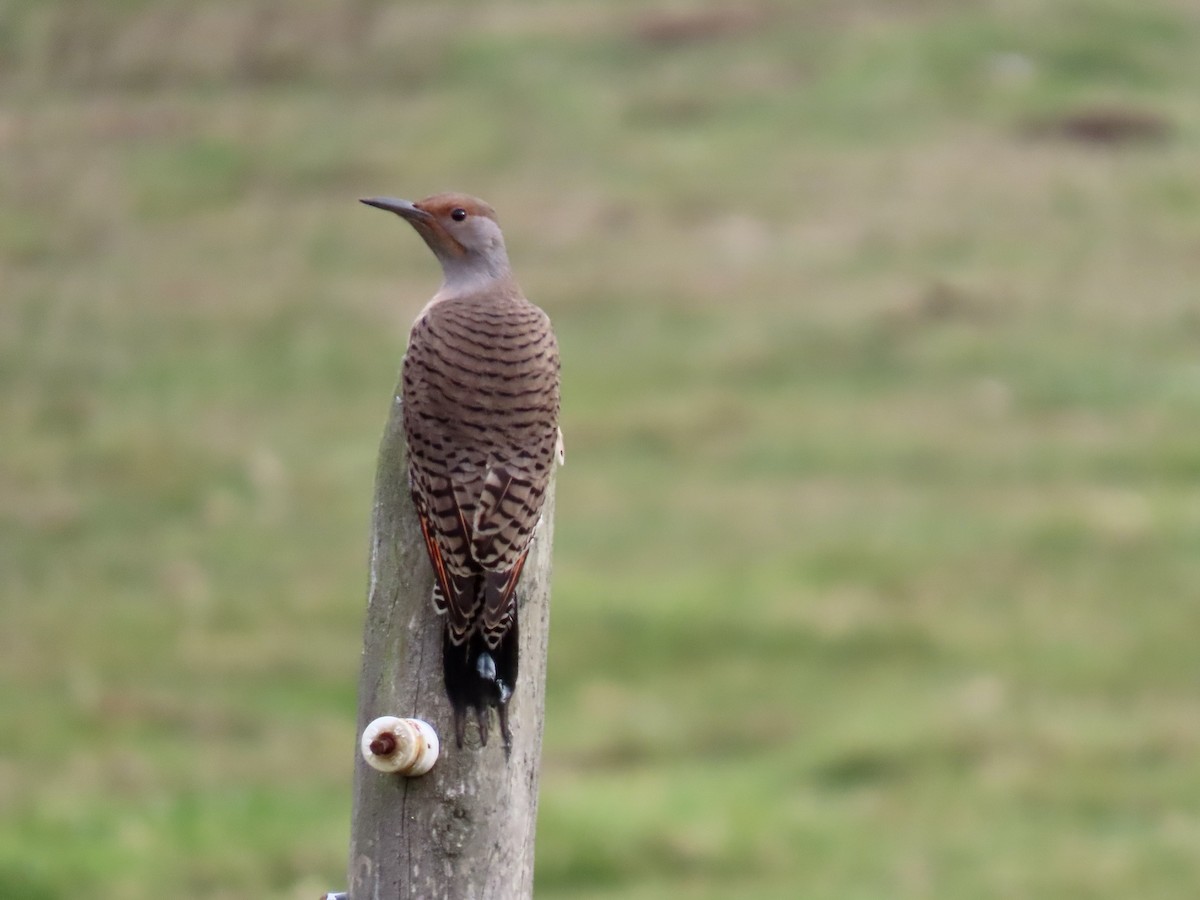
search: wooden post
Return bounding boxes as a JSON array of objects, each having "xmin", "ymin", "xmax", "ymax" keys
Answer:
[{"xmin": 345, "ymin": 381, "xmax": 555, "ymax": 900}]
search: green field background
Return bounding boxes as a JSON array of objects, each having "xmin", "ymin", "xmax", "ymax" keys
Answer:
[{"xmin": 4, "ymin": 1, "xmax": 1200, "ymax": 897}]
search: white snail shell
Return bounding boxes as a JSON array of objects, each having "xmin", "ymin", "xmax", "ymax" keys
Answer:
[{"xmin": 361, "ymin": 716, "xmax": 440, "ymax": 776}]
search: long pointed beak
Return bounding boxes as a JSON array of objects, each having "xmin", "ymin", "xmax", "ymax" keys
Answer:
[{"xmin": 359, "ymin": 196, "xmax": 433, "ymax": 223}]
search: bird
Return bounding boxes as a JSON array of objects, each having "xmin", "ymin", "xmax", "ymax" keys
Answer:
[{"xmin": 360, "ymin": 192, "xmax": 561, "ymax": 751}]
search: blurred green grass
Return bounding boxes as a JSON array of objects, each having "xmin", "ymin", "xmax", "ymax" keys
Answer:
[{"xmin": 3, "ymin": 1, "xmax": 1200, "ymax": 897}]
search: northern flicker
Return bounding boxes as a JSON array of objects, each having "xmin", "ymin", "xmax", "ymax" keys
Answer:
[{"xmin": 361, "ymin": 192, "xmax": 561, "ymax": 750}]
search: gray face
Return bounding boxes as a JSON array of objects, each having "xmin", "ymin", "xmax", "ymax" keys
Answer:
[{"xmin": 360, "ymin": 192, "xmax": 512, "ymax": 287}]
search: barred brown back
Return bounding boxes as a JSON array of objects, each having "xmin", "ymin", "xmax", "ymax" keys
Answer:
[{"xmin": 402, "ymin": 286, "xmax": 560, "ymax": 648}]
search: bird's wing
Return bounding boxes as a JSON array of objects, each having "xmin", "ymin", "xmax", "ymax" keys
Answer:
[
  {"xmin": 470, "ymin": 463, "xmax": 548, "ymax": 649},
  {"xmin": 471, "ymin": 465, "xmax": 546, "ymax": 570},
  {"xmin": 412, "ymin": 472, "xmax": 481, "ymax": 645},
  {"xmin": 480, "ymin": 552, "xmax": 528, "ymax": 650}
]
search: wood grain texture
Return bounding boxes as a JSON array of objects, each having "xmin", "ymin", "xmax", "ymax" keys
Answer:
[{"xmin": 347, "ymin": 380, "xmax": 555, "ymax": 900}]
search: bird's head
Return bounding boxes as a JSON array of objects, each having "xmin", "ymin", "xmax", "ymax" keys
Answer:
[{"xmin": 360, "ymin": 192, "xmax": 511, "ymax": 291}]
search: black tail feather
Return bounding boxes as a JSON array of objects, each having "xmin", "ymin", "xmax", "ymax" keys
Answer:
[{"xmin": 443, "ymin": 610, "xmax": 519, "ymax": 750}]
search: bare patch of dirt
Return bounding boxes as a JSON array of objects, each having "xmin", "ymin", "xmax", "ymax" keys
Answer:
[{"xmin": 1022, "ymin": 106, "xmax": 1173, "ymax": 146}]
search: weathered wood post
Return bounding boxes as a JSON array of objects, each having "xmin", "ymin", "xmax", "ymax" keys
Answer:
[{"xmin": 344, "ymin": 379, "xmax": 555, "ymax": 899}]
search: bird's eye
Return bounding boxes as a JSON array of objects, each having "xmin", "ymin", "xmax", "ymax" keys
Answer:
[{"xmin": 450, "ymin": 208, "xmax": 468, "ymax": 222}]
